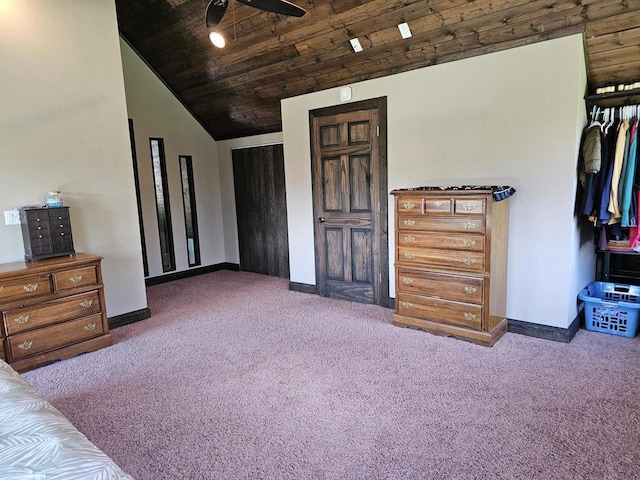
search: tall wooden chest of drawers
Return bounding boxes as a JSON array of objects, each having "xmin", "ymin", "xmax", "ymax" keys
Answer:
[
  {"xmin": 391, "ymin": 188, "xmax": 511, "ymax": 346},
  {"xmin": 0, "ymin": 253, "xmax": 112, "ymax": 372}
]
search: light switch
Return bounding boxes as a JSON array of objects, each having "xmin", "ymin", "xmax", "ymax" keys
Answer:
[{"xmin": 4, "ymin": 210, "xmax": 20, "ymax": 226}]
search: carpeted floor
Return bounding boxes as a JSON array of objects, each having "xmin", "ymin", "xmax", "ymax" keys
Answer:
[{"xmin": 24, "ymin": 270, "xmax": 640, "ymax": 480}]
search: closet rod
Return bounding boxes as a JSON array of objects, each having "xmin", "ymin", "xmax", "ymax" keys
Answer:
[{"xmin": 590, "ymin": 104, "xmax": 639, "ymax": 121}]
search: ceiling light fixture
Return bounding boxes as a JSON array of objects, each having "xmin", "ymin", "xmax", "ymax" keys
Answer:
[
  {"xmin": 350, "ymin": 38, "xmax": 363, "ymax": 53},
  {"xmin": 209, "ymin": 31, "xmax": 226, "ymax": 48},
  {"xmin": 398, "ymin": 22, "xmax": 412, "ymax": 39}
]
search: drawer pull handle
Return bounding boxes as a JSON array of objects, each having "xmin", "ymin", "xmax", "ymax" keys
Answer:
[
  {"xmin": 402, "ymin": 277, "xmax": 413, "ymax": 285},
  {"xmin": 463, "ymin": 239, "xmax": 476, "ymax": 247},
  {"xmin": 403, "ymin": 219, "xmax": 415, "ymax": 227},
  {"xmin": 464, "ymin": 286, "xmax": 477, "ymax": 294},
  {"xmin": 80, "ymin": 299, "xmax": 93, "ymax": 308},
  {"xmin": 23, "ymin": 283, "xmax": 39, "ymax": 292},
  {"xmin": 15, "ymin": 314, "xmax": 30, "ymax": 324},
  {"xmin": 18, "ymin": 341, "xmax": 33, "ymax": 350},
  {"xmin": 402, "ymin": 301, "xmax": 412, "ymax": 309},
  {"xmin": 70, "ymin": 275, "xmax": 83, "ymax": 283},
  {"xmin": 464, "ymin": 313, "xmax": 477, "ymax": 321},
  {"xmin": 404, "ymin": 253, "xmax": 415, "ymax": 260},
  {"xmin": 462, "ymin": 258, "xmax": 476, "ymax": 266},
  {"xmin": 404, "ymin": 235, "xmax": 415, "ymax": 243},
  {"xmin": 403, "ymin": 202, "xmax": 415, "ymax": 210},
  {"xmin": 463, "ymin": 222, "xmax": 477, "ymax": 230},
  {"xmin": 463, "ymin": 202, "xmax": 476, "ymax": 211},
  {"xmin": 84, "ymin": 323, "xmax": 96, "ymax": 331},
  {"xmin": 434, "ymin": 201, "xmax": 442, "ymax": 207}
]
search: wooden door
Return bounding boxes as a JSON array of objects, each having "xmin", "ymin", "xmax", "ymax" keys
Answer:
[
  {"xmin": 310, "ymin": 98, "xmax": 388, "ymax": 305},
  {"xmin": 232, "ymin": 144, "xmax": 290, "ymax": 278}
]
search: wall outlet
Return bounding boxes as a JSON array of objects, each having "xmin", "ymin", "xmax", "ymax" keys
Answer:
[{"xmin": 4, "ymin": 210, "xmax": 21, "ymax": 226}]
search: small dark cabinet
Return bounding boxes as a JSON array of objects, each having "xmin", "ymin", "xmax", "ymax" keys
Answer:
[
  {"xmin": 19, "ymin": 207, "xmax": 75, "ymax": 261},
  {"xmin": 596, "ymin": 249, "xmax": 640, "ymax": 286}
]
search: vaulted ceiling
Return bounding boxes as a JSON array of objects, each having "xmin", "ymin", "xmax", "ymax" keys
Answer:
[{"xmin": 115, "ymin": 0, "xmax": 640, "ymax": 140}]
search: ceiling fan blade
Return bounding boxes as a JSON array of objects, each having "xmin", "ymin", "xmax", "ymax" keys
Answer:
[
  {"xmin": 237, "ymin": 0, "xmax": 306, "ymax": 17},
  {"xmin": 205, "ymin": 0, "xmax": 229, "ymax": 28}
]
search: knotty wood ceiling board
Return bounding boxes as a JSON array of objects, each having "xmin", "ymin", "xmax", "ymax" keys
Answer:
[{"xmin": 115, "ymin": 0, "xmax": 640, "ymax": 140}]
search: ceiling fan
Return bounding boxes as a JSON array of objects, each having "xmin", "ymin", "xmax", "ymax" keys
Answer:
[{"xmin": 205, "ymin": 0, "xmax": 306, "ymax": 28}]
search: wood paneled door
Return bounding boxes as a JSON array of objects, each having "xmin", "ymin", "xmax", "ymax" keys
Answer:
[
  {"xmin": 310, "ymin": 97, "xmax": 388, "ymax": 306},
  {"xmin": 232, "ymin": 144, "xmax": 290, "ymax": 278}
]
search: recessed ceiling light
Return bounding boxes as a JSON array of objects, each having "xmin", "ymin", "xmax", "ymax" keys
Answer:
[
  {"xmin": 398, "ymin": 22, "xmax": 412, "ymax": 39},
  {"xmin": 350, "ymin": 38, "xmax": 363, "ymax": 53},
  {"xmin": 209, "ymin": 31, "xmax": 225, "ymax": 48}
]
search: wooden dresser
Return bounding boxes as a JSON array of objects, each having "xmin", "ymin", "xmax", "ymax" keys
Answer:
[
  {"xmin": 0, "ymin": 253, "xmax": 112, "ymax": 372},
  {"xmin": 391, "ymin": 188, "xmax": 511, "ymax": 346}
]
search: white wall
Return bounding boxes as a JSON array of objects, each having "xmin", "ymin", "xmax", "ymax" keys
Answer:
[
  {"xmin": 282, "ymin": 34, "xmax": 590, "ymax": 329},
  {"xmin": 568, "ymin": 49, "xmax": 594, "ymax": 321},
  {"xmin": 120, "ymin": 40, "xmax": 226, "ymax": 277},
  {"xmin": 217, "ymin": 133, "xmax": 284, "ymax": 263},
  {"xmin": 0, "ymin": 0, "xmax": 147, "ymax": 317}
]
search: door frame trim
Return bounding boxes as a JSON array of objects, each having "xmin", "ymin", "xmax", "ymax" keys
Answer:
[{"xmin": 309, "ymin": 96, "xmax": 389, "ymax": 306}]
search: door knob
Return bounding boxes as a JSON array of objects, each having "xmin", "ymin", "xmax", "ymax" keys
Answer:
[{"xmin": 318, "ymin": 217, "xmax": 326, "ymax": 223}]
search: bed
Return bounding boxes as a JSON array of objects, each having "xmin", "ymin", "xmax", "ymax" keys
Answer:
[{"xmin": 0, "ymin": 359, "xmax": 133, "ymax": 479}]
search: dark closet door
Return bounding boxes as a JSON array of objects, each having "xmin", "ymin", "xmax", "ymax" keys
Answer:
[{"xmin": 232, "ymin": 144, "xmax": 290, "ymax": 278}]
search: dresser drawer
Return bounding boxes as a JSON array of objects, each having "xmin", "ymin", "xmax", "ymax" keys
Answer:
[
  {"xmin": 397, "ymin": 293, "xmax": 482, "ymax": 330},
  {"xmin": 396, "ymin": 196, "xmax": 452, "ymax": 215},
  {"xmin": 397, "ymin": 231, "xmax": 485, "ymax": 252},
  {"xmin": 7, "ymin": 313, "xmax": 104, "ymax": 362},
  {"xmin": 397, "ymin": 248, "xmax": 485, "ymax": 272},
  {"xmin": 53, "ymin": 266, "xmax": 98, "ymax": 292},
  {"xmin": 3, "ymin": 291, "xmax": 101, "ymax": 335},
  {"xmin": 395, "ymin": 215, "xmax": 486, "ymax": 234},
  {"xmin": 397, "ymin": 269, "xmax": 484, "ymax": 304},
  {"xmin": 454, "ymin": 198, "xmax": 486, "ymax": 215},
  {"xmin": 0, "ymin": 275, "xmax": 52, "ymax": 304}
]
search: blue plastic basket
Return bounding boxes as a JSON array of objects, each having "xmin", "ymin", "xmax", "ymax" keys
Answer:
[{"xmin": 578, "ymin": 282, "xmax": 640, "ymax": 337}]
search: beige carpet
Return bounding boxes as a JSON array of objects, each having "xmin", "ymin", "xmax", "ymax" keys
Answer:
[{"xmin": 24, "ymin": 270, "xmax": 640, "ymax": 479}]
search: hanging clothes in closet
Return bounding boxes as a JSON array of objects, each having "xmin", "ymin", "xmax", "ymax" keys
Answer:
[{"xmin": 577, "ymin": 104, "xmax": 640, "ymax": 252}]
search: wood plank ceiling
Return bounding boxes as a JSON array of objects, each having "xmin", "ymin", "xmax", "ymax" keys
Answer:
[{"xmin": 115, "ymin": 0, "xmax": 640, "ymax": 140}]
